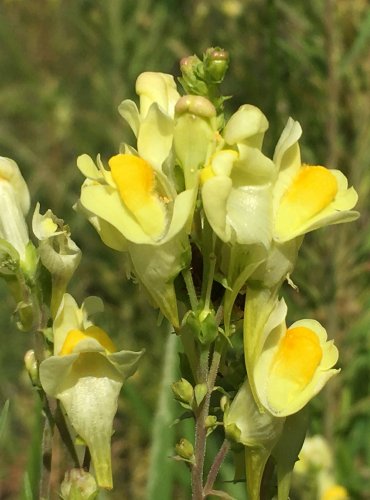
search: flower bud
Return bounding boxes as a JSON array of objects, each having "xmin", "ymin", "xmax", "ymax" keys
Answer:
[
  {"xmin": 184, "ymin": 309, "xmax": 219, "ymax": 345},
  {"xmin": 220, "ymin": 395, "xmax": 230, "ymax": 413},
  {"xmin": 194, "ymin": 383, "xmax": 207, "ymax": 407},
  {"xmin": 24, "ymin": 350, "xmax": 39, "ymax": 386},
  {"xmin": 60, "ymin": 468, "xmax": 98, "ymax": 500},
  {"xmin": 203, "ymin": 47, "xmax": 229, "ymax": 83},
  {"xmin": 171, "ymin": 378, "xmax": 194, "ymax": 405},
  {"xmin": 205, "ymin": 415, "xmax": 218, "ymax": 435},
  {"xmin": 175, "ymin": 438, "xmax": 194, "ymax": 461},
  {"xmin": 175, "ymin": 95, "xmax": 216, "ymax": 119},
  {"xmin": 179, "ymin": 55, "xmax": 208, "ymax": 96}
]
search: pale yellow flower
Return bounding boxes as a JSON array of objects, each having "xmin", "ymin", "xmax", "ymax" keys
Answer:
[
  {"xmin": 0, "ymin": 156, "xmax": 30, "ymax": 261},
  {"xmin": 40, "ymin": 294, "xmax": 143, "ymax": 489},
  {"xmin": 201, "ymin": 105, "xmax": 276, "ymax": 248}
]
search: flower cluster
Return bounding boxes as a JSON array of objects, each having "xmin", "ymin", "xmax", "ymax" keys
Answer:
[
  {"xmin": 0, "ymin": 48, "xmax": 358, "ymax": 498},
  {"xmin": 75, "ymin": 48, "xmax": 358, "ymax": 498}
]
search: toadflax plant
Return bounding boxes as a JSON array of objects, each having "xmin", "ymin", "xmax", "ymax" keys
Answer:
[{"xmin": 0, "ymin": 48, "xmax": 359, "ymax": 499}]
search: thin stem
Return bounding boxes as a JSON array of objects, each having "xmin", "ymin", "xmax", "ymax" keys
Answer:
[
  {"xmin": 82, "ymin": 447, "xmax": 91, "ymax": 471},
  {"xmin": 192, "ymin": 346, "xmax": 210, "ymax": 500},
  {"xmin": 191, "ymin": 340, "xmax": 225, "ymax": 500},
  {"xmin": 204, "ymin": 250, "xmax": 216, "ymax": 311},
  {"xmin": 39, "ymin": 406, "xmax": 53, "ymax": 500},
  {"xmin": 183, "ymin": 267, "xmax": 199, "ymax": 311},
  {"xmin": 201, "ymin": 216, "xmax": 216, "ymax": 310},
  {"xmin": 203, "ymin": 439, "xmax": 230, "ymax": 495}
]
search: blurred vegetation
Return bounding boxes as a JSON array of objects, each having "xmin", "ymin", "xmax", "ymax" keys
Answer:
[{"xmin": 0, "ymin": 0, "xmax": 369, "ymax": 498}]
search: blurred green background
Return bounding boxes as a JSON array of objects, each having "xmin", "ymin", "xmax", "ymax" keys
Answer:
[{"xmin": 0, "ymin": 0, "xmax": 369, "ymax": 498}]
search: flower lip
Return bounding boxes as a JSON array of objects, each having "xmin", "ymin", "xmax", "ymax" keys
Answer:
[
  {"xmin": 253, "ymin": 306, "xmax": 340, "ymax": 417},
  {"xmin": 269, "ymin": 326, "xmax": 323, "ymax": 392},
  {"xmin": 60, "ymin": 326, "xmax": 116, "ymax": 356},
  {"xmin": 275, "ymin": 165, "xmax": 338, "ymax": 238},
  {"xmin": 109, "ymin": 153, "xmax": 167, "ymax": 240}
]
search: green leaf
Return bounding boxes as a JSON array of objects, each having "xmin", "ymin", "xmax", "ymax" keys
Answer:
[
  {"xmin": 145, "ymin": 332, "xmax": 178, "ymax": 500},
  {"xmin": 0, "ymin": 400, "xmax": 9, "ymax": 443}
]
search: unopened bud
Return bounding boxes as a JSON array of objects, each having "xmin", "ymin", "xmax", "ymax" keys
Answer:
[
  {"xmin": 220, "ymin": 395, "xmax": 230, "ymax": 413},
  {"xmin": 60, "ymin": 468, "xmax": 98, "ymax": 500},
  {"xmin": 175, "ymin": 95, "xmax": 216, "ymax": 119},
  {"xmin": 171, "ymin": 378, "xmax": 194, "ymax": 405},
  {"xmin": 194, "ymin": 383, "xmax": 208, "ymax": 407},
  {"xmin": 180, "ymin": 55, "xmax": 201, "ymax": 76},
  {"xmin": 184, "ymin": 309, "xmax": 219, "ymax": 345},
  {"xmin": 204, "ymin": 47, "xmax": 229, "ymax": 83},
  {"xmin": 205, "ymin": 415, "xmax": 218, "ymax": 435},
  {"xmin": 175, "ymin": 438, "xmax": 194, "ymax": 461},
  {"xmin": 24, "ymin": 350, "xmax": 39, "ymax": 386}
]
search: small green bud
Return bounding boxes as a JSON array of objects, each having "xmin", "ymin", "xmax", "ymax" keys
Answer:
[
  {"xmin": 180, "ymin": 55, "xmax": 201, "ymax": 78},
  {"xmin": 60, "ymin": 468, "xmax": 98, "ymax": 500},
  {"xmin": 220, "ymin": 395, "xmax": 230, "ymax": 413},
  {"xmin": 205, "ymin": 415, "xmax": 218, "ymax": 435},
  {"xmin": 171, "ymin": 378, "xmax": 194, "ymax": 405},
  {"xmin": 179, "ymin": 55, "xmax": 208, "ymax": 95},
  {"xmin": 184, "ymin": 309, "xmax": 219, "ymax": 345},
  {"xmin": 175, "ymin": 438, "xmax": 194, "ymax": 461},
  {"xmin": 194, "ymin": 383, "xmax": 208, "ymax": 407},
  {"xmin": 21, "ymin": 241, "xmax": 38, "ymax": 279},
  {"xmin": 203, "ymin": 47, "xmax": 229, "ymax": 83},
  {"xmin": 24, "ymin": 350, "xmax": 39, "ymax": 386}
]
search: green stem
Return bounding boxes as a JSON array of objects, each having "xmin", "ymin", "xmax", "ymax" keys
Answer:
[
  {"xmin": 203, "ymin": 439, "xmax": 230, "ymax": 495},
  {"xmin": 201, "ymin": 216, "xmax": 216, "ymax": 310},
  {"xmin": 191, "ymin": 340, "xmax": 225, "ymax": 500},
  {"xmin": 192, "ymin": 346, "xmax": 210, "ymax": 500},
  {"xmin": 183, "ymin": 267, "xmax": 199, "ymax": 311}
]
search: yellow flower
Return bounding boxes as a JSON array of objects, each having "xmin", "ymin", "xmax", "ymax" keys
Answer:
[
  {"xmin": 39, "ymin": 294, "xmax": 143, "ymax": 489},
  {"xmin": 273, "ymin": 118, "xmax": 359, "ymax": 242},
  {"xmin": 322, "ymin": 484, "xmax": 349, "ymax": 500},
  {"xmin": 246, "ymin": 296, "xmax": 339, "ymax": 417},
  {"xmin": 201, "ymin": 105, "xmax": 276, "ymax": 248},
  {"xmin": 76, "ymin": 153, "xmax": 194, "ymax": 327}
]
